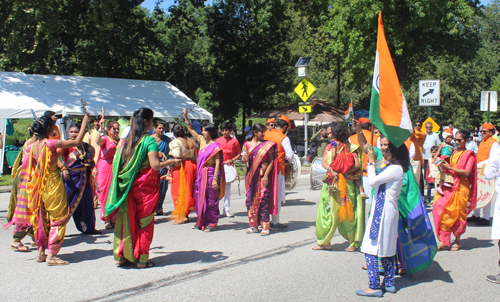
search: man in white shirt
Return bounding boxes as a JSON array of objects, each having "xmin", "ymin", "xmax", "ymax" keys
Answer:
[
  {"xmin": 263, "ymin": 115, "xmax": 294, "ymax": 231},
  {"xmin": 483, "ymin": 146, "xmax": 500, "ymax": 283},
  {"xmin": 422, "ymin": 122, "xmax": 441, "ymax": 202}
]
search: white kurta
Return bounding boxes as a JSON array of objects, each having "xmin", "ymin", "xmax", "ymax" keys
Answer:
[
  {"xmin": 484, "ymin": 147, "xmax": 500, "ymax": 239},
  {"xmin": 360, "ymin": 164, "xmax": 404, "ymax": 257}
]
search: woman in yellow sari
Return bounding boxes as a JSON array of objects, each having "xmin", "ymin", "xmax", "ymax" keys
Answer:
[
  {"xmin": 433, "ymin": 130, "xmax": 477, "ymax": 251},
  {"xmin": 26, "ymin": 115, "xmax": 91, "ymax": 265}
]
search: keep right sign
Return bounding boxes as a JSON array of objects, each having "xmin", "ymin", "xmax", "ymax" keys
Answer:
[{"xmin": 419, "ymin": 80, "xmax": 440, "ymax": 106}]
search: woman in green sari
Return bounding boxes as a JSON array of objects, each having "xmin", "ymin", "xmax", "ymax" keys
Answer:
[
  {"xmin": 105, "ymin": 108, "xmax": 181, "ymax": 268},
  {"xmin": 314, "ymin": 122, "xmax": 364, "ymax": 251}
]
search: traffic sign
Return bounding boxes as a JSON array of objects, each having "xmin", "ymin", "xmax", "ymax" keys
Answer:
[
  {"xmin": 420, "ymin": 117, "xmax": 440, "ymax": 133},
  {"xmin": 480, "ymin": 91, "xmax": 498, "ymax": 112},
  {"xmin": 419, "ymin": 80, "xmax": 440, "ymax": 106},
  {"xmin": 298, "ymin": 105, "xmax": 312, "ymax": 113},
  {"xmin": 294, "ymin": 79, "xmax": 316, "ymax": 102}
]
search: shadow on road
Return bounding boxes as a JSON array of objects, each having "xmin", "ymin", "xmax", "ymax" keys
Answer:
[
  {"xmin": 150, "ymin": 250, "xmax": 228, "ymax": 267},
  {"xmin": 62, "ymin": 233, "xmax": 111, "ymax": 248},
  {"xmin": 397, "ymin": 261, "xmax": 453, "ymax": 289},
  {"xmin": 284, "ymin": 199, "xmax": 316, "ymax": 206},
  {"xmin": 57, "ymin": 249, "xmax": 111, "ymax": 263},
  {"xmin": 458, "ymin": 237, "xmax": 495, "ymax": 250}
]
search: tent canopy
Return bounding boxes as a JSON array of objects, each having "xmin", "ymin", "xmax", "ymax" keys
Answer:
[{"xmin": 0, "ymin": 71, "xmax": 213, "ymax": 174}]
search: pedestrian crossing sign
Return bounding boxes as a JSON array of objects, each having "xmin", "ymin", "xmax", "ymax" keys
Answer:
[{"xmin": 294, "ymin": 79, "xmax": 316, "ymax": 102}]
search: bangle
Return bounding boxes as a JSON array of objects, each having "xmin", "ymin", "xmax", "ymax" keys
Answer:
[
  {"xmin": 357, "ymin": 130, "xmax": 363, "ymax": 135},
  {"xmin": 185, "ymin": 120, "xmax": 191, "ymax": 125}
]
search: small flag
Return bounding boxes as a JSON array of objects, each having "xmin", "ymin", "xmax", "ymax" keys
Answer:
[
  {"xmin": 344, "ymin": 100, "xmax": 353, "ymax": 121},
  {"xmin": 369, "ymin": 12, "xmax": 412, "ymax": 148}
]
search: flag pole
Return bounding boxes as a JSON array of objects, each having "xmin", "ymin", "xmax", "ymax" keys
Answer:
[{"xmin": 370, "ymin": 125, "xmax": 375, "ymax": 147}]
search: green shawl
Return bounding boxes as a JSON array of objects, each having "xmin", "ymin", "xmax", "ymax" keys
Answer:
[{"xmin": 105, "ymin": 136, "xmax": 150, "ymax": 216}]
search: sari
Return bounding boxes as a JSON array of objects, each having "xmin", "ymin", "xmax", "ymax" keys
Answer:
[
  {"xmin": 106, "ymin": 136, "xmax": 160, "ymax": 264},
  {"xmin": 315, "ymin": 143, "xmax": 364, "ymax": 248},
  {"xmin": 27, "ymin": 139, "xmax": 80, "ymax": 255},
  {"xmin": 62, "ymin": 143, "xmax": 98, "ymax": 234},
  {"xmin": 5, "ymin": 137, "xmax": 35, "ymax": 241},
  {"xmin": 433, "ymin": 150, "xmax": 477, "ymax": 247},
  {"xmin": 156, "ymin": 135, "xmax": 171, "ymax": 212},
  {"xmin": 97, "ymin": 136, "xmax": 119, "ymax": 223},
  {"xmin": 194, "ymin": 142, "xmax": 226, "ymax": 230},
  {"xmin": 369, "ymin": 148, "xmax": 437, "ymax": 275},
  {"xmin": 245, "ymin": 141, "xmax": 278, "ymax": 230},
  {"xmin": 169, "ymin": 139, "xmax": 197, "ymax": 223}
]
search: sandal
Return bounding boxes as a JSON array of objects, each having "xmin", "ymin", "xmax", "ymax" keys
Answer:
[
  {"xmin": 30, "ymin": 241, "xmax": 37, "ymax": 247},
  {"xmin": 246, "ymin": 227, "xmax": 259, "ymax": 234},
  {"xmin": 260, "ymin": 229, "xmax": 270, "ymax": 236},
  {"xmin": 345, "ymin": 244, "xmax": 357, "ymax": 252},
  {"xmin": 11, "ymin": 242, "xmax": 29, "ymax": 252},
  {"xmin": 312, "ymin": 244, "xmax": 332, "ymax": 251},
  {"xmin": 105, "ymin": 221, "xmax": 113, "ymax": 229},
  {"xmin": 116, "ymin": 259, "xmax": 130, "ymax": 267},
  {"xmin": 438, "ymin": 243, "xmax": 449, "ymax": 251},
  {"xmin": 36, "ymin": 255, "xmax": 47, "ymax": 262},
  {"xmin": 204, "ymin": 226, "xmax": 215, "ymax": 232},
  {"xmin": 451, "ymin": 244, "xmax": 461, "ymax": 251},
  {"xmin": 46, "ymin": 257, "xmax": 69, "ymax": 266},
  {"xmin": 137, "ymin": 261, "xmax": 155, "ymax": 269}
]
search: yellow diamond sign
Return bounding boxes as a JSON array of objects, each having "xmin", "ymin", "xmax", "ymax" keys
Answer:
[
  {"xmin": 420, "ymin": 117, "xmax": 440, "ymax": 133},
  {"xmin": 294, "ymin": 79, "xmax": 316, "ymax": 102}
]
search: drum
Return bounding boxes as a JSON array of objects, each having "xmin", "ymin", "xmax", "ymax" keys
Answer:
[
  {"xmin": 224, "ymin": 164, "xmax": 237, "ymax": 183},
  {"xmin": 285, "ymin": 154, "xmax": 301, "ymax": 190},
  {"xmin": 476, "ymin": 166, "xmax": 496, "ymax": 209},
  {"xmin": 310, "ymin": 156, "xmax": 326, "ymax": 190}
]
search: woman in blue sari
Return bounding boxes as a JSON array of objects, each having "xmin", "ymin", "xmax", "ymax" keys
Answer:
[
  {"xmin": 151, "ymin": 121, "xmax": 171, "ymax": 215},
  {"xmin": 61, "ymin": 123, "xmax": 100, "ymax": 234}
]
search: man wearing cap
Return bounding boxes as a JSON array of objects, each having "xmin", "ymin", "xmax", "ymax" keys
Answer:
[
  {"xmin": 422, "ymin": 121, "xmax": 441, "ymax": 202},
  {"xmin": 349, "ymin": 117, "xmax": 380, "ymax": 201},
  {"xmin": 266, "ymin": 118, "xmax": 275, "ymax": 133},
  {"xmin": 469, "ymin": 123, "xmax": 500, "ymax": 226},
  {"xmin": 264, "ymin": 115, "xmax": 294, "ymax": 230},
  {"xmin": 310, "ymin": 125, "xmax": 329, "ymax": 160}
]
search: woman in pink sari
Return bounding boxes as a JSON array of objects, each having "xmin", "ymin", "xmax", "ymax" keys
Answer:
[
  {"xmin": 106, "ymin": 108, "xmax": 181, "ymax": 268},
  {"xmin": 96, "ymin": 119, "xmax": 120, "ymax": 229},
  {"xmin": 184, "ymin": 109, "xmax": 225, "ymax": 232},
  {"xmin": 433, "ymin": 130, "xmax": 477, "ymax": 251}
]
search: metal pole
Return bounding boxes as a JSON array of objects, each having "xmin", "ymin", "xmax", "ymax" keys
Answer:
[
  {"xmin": 487, "ymin": 92, "xmax": 491, "ymax": 123},
  {"xmin": 304, "ymin": 112, "xmax": 308, "ymax": 158},
  {"xmin": 427, "ymin": 106, "xmax": 431, "ymax": 118}
]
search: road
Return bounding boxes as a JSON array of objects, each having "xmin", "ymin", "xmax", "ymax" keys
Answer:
[{"xmin": 0, "ymin": 174, "xmax": 498, "ymax": 301}]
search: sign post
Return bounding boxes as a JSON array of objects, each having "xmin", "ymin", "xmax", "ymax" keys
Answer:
[
  {"xmin": 480, "ymin": 91, "xmax": 498, "ymax": 122},
  {"xmin": 294, "ymin": 80, "xmax": 316, "ymax": 157},
  {"xmin": 418, "ymin": 80, "xmax": 440, "ymax": 117}
]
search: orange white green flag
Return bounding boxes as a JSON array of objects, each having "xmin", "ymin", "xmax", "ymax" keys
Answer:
[
  {"xmin": 369, "ymin": 12, "xmax": 412, "ymax": 148},
  {"xmin": 344, "ymin": 99, "xmax": 353, "ymax": 121}
]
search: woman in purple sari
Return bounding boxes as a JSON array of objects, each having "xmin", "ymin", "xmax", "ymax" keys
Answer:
[
  {"xmin": 184, "ymin": 109, "xmax": 225, "ymax": 232},
  {"xmin": 61, "ymin": 123, "xmax": 100, "ymax": 234},
  {"xmin": 242, "ymin": 123, "xmax": 278, "ymax": 236}
]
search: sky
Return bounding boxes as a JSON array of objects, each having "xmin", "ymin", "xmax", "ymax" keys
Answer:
[{"xmin": 141, "ymin": 0, "xmax": 493, "ymax": 12}]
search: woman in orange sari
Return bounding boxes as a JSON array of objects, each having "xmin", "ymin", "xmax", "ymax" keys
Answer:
[
  {"xmin": 169, "ymin": 124, "xmax": 197, "ymax": 224},
  {"xmin": 433, "ymin": 130, "xmax": 477, "ymax": 251}
]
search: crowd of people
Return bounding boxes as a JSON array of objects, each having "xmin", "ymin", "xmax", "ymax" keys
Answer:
[{"xmin": 3, "ymin": 108, "xmax": 500, "ymax": 295}]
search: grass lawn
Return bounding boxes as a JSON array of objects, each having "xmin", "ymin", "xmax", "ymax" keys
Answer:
[{"xmin": 0, "ymin": 174, "xmax": 13, "ymax": 186}]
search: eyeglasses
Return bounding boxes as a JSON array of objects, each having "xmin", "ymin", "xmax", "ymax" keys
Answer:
[
  {"xmin": 480, "ymin": 130, "xmax": 491, "ymax": 134},
  {"xmin": 454, "ymin": 138, "xmax": 463, "ymax": 142},
  {"xmin": 414, "ymin": 124, "xmax": 421, "ymax": 128},
  {"xmin": 269, "ymin": 123, "xmax": 275, "ymax": 126}
]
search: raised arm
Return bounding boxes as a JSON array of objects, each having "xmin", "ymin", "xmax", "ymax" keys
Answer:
[
  {"xmin": 352, "ymin": 118, "xmax": 369, "ymax": 154},
  {"xmin": 57, "ymin": 115, "xmax": 90, "ymax": 149},
  {"xmin": 183, "ymin": 108, "xmax": 200, "ymax": 140}
]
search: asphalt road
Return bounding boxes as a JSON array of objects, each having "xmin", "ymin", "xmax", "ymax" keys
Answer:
[{"xmin": 0, "ymin": 174, "xmax": 498, "ymax": 301}]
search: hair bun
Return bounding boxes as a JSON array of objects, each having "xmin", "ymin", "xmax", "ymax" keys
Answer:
[{"xmin": 133, "ymin": 110, "xmax": 140, "ymax": 117}]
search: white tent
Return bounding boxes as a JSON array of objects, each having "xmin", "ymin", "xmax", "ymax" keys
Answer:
[{"xmin": 0, "ymin": 71, "xmax": 213, "ymax": 174}]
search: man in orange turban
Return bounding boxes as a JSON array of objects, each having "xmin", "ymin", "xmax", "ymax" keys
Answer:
[{"xmin": 266, "ymin": 118, "xmax": 275, "ymax": 132}]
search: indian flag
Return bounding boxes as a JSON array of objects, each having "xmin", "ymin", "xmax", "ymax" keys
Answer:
[
  {"xmin": 344, "ymin": 100, "xmax": 353, "ymax": 121},
  {"xmin": 369, "ymin": 12, "xmax": 412, "ymax": 148}
]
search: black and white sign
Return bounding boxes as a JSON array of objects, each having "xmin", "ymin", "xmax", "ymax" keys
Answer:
[
  {"xmin": 419, "ymin": 80, "xmax": 440, "ymax": 106},
  {"xmin": 480, "ymin": 91, "xmax": 498, "ymax": 112}
]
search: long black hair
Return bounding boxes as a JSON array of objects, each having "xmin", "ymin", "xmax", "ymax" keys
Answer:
[
  {"xmin": 122, "ymin": 108, "xmax": 154, "ymax": 165},
  {"xmin": 203, "ymin": 123, "xmax": 218, "ymax": 141},
  {"xmin": 382, "ymin": 136, "xmax": 410, "ymax": 173},
  {"xmin": 29, "ymin": 116, "xmax": 55, "ymax": 137},
  {"xmin": 245, "ymin": 123, "xmax": 266, "ymax": 142}
]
